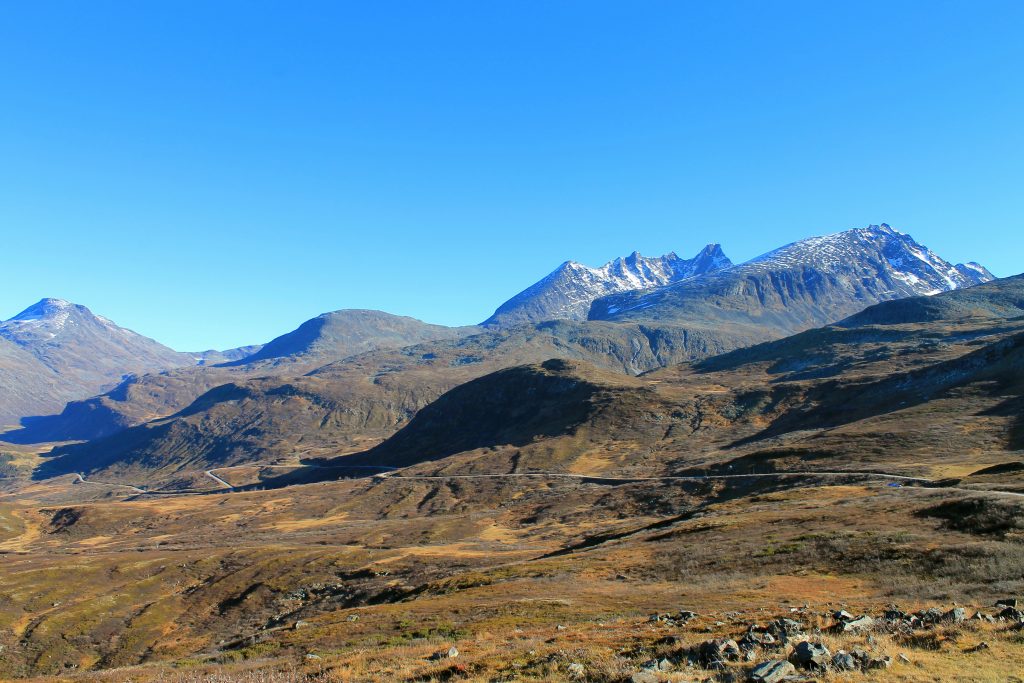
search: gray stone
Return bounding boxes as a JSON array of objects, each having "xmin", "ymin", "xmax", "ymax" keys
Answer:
[
  {"xmin": 831, "ymin": 650, "xmax": 858, "ymax": 671},
  {"xmin": 995, "ymin": 598, "xmax": 1018, "ymax": 608},
  {"xmin": 864, "ymin": 655, "xmax": 892, "ymax": 670},
  {"xmin": 566, "ymin": 662, "xmax": 585, "ymax": 678},
  {"xmin": 942, "ymin": 607, "xmax": 967, "ymax": 624},
  {"xmin": 749, "ymin": 659, "xmax": 795, "ymax": 683},
  {"xmin": 698, "ymin": 638, "xmax": 742, "ymax": 666},
  {"xmin": 833, "ymin": 610, "xmax": 854, "ymax": 621},
  {"xmin": 446, "ymin": 646, "xmax": 459, "ymax": 659},
  {"xmin": 630, "ymin": 674, "xmax": 659, "ymax": 683},
  {"xmin": 998, "ymin": 606, "xmax": 1024, "ymax": 621},
  {"xmin": 772, "ymin": 618, "xmax": 804, "ymax": 635},
  {"xmin": 789, "ymin": 641, "xmax": 831, "ymax": 670},
  {"xmin": 839, "ymin": 615, "xmax": 874, "ymax": 632}
]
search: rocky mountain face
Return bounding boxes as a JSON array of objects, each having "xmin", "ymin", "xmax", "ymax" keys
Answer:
[
  {"xmin": 483, "ymin": 244, "xmax": 732, "ymax": 328},
  {"xmin": 0, "ymin": 299, "xmax": 202, "ymax": 424},
  {"xmin": 589, "ymin": 224, "xmax": 994, "ymax": 332}
]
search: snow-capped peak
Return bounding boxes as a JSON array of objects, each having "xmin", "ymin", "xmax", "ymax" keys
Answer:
[
  {"xmin": 483, "ymin": 245, "xmax": 733, "ymax": 327},
  {"xmin": 9, "ymin": 297, "xmax": 74, "ymax": 321},
  {"xmin": 742, "ymin": 223, "xmax": 991, "ymax": 296},
  {"xmin": 6, "ymin": 298, "xmax": 81, "ymax": 332}
]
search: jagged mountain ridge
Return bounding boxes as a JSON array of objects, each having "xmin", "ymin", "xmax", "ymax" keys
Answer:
[
  {"xmin": 483, "ymin": 244, "xmax": 732, "ymax": 328},
  {"xmin": 589, "ymin": 224, "xmax": 994, "ymax": 330}
]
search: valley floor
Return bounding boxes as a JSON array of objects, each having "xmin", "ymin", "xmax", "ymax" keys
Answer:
[{"xmin": 2, "ymin": 468, "xmax": 1023, "ymax": 682}]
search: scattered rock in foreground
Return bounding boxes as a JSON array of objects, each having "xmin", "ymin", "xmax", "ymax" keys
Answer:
[{"xmin": 749, "ymin": 659, "xmax": 795, "ymax": 683}]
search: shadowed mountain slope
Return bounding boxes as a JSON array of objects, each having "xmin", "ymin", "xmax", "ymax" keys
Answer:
[
  {"xmin": 32, "ymin": 318, "xmax": 763, "ymax": 485},
  {"xmin": 325, "ymin": 273, "xmax": 1024, "ymax": 480}
]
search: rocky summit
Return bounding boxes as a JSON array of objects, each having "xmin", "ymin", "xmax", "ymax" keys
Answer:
[{"xmin": 483, "ymin": 243, "xmax": 732, "ymax": 328}]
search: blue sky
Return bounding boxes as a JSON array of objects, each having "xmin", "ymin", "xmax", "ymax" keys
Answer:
[{"xmin": 1, "ymin": 1, "xmax": 1021, "ymax": 351}]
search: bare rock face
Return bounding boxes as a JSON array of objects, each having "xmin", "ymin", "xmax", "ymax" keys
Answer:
[
  {"xmin": 590, "ymin": 224, "xmax": 994, "ymax": 332},
  {"xmin": 484, "ymin": 244, "xmax": 732, "ymax": 327}
]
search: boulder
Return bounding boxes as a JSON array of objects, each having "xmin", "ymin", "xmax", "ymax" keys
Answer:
[
  {"xmin": 771, "ymin": 618, "xmax": 804, "ymax": 635},
  {"xmin": 864, "ymin": 655, "xmax": 892, "ymax": 670},
  {"xmin": 839, "ymin": 615, "xmax": 874, "ymax": 632},
  {"xmin": 749, "ymin": 660, "xmax": 795, "ymax": 683},
  {"xmin": 942, "ymin": 607, "xmax": 967, "ymax": 624},
  {"xmin": 630, "ymin": 674, "xmax": 659, "ymax": 683},
  {"xmin": 789, "ymin": 641, "xmax": 831, "ymax": 670},
  {"xmin": 831, "ymin": 650, "xmax": 858, "ymax": 671},
  {"xmin": 698, "ymin": 638, "xmax": 742, "ymax": 666},
  {"xmin": 738, "ymin": 631, "xmax": 769, "ymax": 653},
  {"xmin": 998, "ymin": 606, "xmax": 1024, "ymax": 621},
  {"xmin": 995, "ymin": 598, "xmax": 1018, "ymax": 608},
  {"xmin": 833, "ymin": 610, "xmax": 854, "ymax": 621}
]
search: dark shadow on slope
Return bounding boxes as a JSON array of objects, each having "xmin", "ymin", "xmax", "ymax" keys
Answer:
[
  {"xmin": 340, "ymin": 359, "xmax": 631, "ymax": 469},
  {"xmin": 979, "ymin": 394, "xmax": 1024, "ymax": 451},
  {"xmin": 728, "ymin": 330, "xmax": 1024, "ymax": 448}
]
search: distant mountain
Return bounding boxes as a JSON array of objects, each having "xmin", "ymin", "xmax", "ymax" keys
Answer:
[
  {"xmin": 345, "ymin": 271, "xmax": 1024, "ymax": 477},
  {"xmin": 483, "ymin": 244, "xmax": 732, "ymax": 328},
  {"xmin": 231, "ymin": 309, "xmax": 477, "ymax": 366},
  {"xmin": 5, "ymin": 309, "xmax": 475, "ymax": 442},
  {"xmin": 0, "ymin": 299, "xmax": 201, "ymax": 424},
  {"xmin": 590, "ymin": 224, "xmax": 994, "ymax": 332},
  {"xmin": 36, "ymin": 317, "xmax": 761, "ymax": 484}
]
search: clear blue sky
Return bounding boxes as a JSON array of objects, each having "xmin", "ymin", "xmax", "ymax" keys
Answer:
[{"xmin": 1, "ymin": 1, "xmax": 1021, "ymax": 351}]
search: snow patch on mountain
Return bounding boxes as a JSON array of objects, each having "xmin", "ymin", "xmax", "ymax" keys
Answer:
[{"xmin": 483, "ymin": 244, "xmax": 732, "ymax": 326}]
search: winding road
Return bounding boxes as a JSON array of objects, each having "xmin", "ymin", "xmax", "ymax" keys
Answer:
[
  {"xmin": 72, "ymin": 473, "xmax": 146, "ymax": 494},
  {"xmin": 386, "ymin": 470, "xmax": 1024, "ymax": 498},
  {"xmin": 75, "ymin": 466, "xmax": 1024, "ymax": 500}
]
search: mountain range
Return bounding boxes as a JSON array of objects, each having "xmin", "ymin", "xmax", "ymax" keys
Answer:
[
  {"xmin": 482, "ymin": 243, "xmax": 732, "ymax": 327},
  {"xmin": 3, "ymin": 222, "xmax": 998, "ymax": 488},
  {"xmin": 3, "ymin": 223, "xmax": 1023, "ymax": 682}
]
